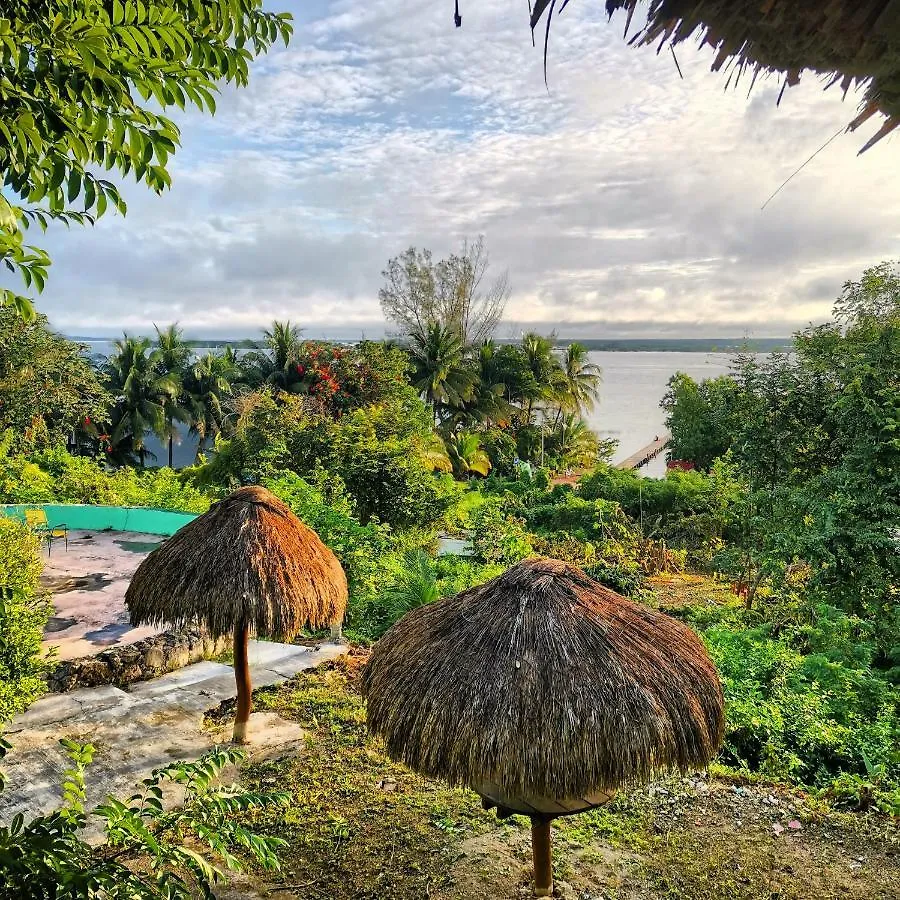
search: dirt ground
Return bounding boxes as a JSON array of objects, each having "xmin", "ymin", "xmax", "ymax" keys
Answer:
[{"xmin": 216, "ymin": 655, "xmax": 899, "ymax": 900}]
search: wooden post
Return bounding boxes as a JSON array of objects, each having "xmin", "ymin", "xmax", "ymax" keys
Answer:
[
  {"xmin": 232, "ymin": 618, "xmax": 252, "ymax": 744},
  {"xmin": 530, "ymin": 816, "xmax": 553, "ymax": 897}
]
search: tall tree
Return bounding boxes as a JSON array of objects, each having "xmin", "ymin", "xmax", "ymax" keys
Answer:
[
  {"xmin": 0, "ymin": 307, "xmax": 109, "ymax": 451},
  {"xmin": 105, "ymin": 336, "xmax": 178, "ymax": 466},
  {"xmin": 379, "ymin": 237, "xmax": 509, "ymax": 344},
  {"xmin": 153, "ymin": 323, "xmax": 191, "ymax": 467},
  {"xmin": 242, "ymin": 321, "xmax": 304, "ymax": 391},
  {"xmin": 559, "ymin": 343, "xmax": 602, "ymax": 414},
  {"xmin": 408, "ymin": 323, "xmax": 475, "ymax": 423},
  {"xmin": 520, "ymin": 332, "xmax": 561, "ymax": 422},
  {"xmin": 184, "ymin": 351, "xmax": 236, "ymax": 460},
  {"xmin": 0, "ymin": 2, "xmax": 292, "ymax": 319}
]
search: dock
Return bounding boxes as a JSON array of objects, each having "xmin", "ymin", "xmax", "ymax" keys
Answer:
[{"xmin": 616, "ymin": 433, "xmax": 670, "ymax": 471}]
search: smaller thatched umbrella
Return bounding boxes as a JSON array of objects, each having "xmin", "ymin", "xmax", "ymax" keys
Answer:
[
  {"xmin": 126, "ymin": 485, "xmax": 348, "ymax": 743},
  {"xmin": 362, "ymin": 558, "xmax": 724, "ymax": 897}
]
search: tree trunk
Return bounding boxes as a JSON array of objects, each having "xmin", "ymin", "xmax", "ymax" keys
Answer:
[
  {"xmin": 530, "ymin": 817, "xmax": 553, "ymax": 897},
  {"xmin": 232, "ymin": 619, "xmax": 252, "ymax": 743},
  {"xmin": 168, "ymin": 434, "xmax": 174, "ymax": 469}
]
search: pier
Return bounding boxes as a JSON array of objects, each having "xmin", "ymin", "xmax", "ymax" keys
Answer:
[{"xmin": 616, "ymin": 433, "xmax": 670, "ymax": 471}]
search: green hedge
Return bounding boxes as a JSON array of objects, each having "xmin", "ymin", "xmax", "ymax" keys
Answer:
[{"xmin": 0, "ymin": 518, "xmax": 49, "ymax": 723}]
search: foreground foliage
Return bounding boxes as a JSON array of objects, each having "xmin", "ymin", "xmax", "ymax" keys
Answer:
[
  {"xmin": 0, "ymin": 740, "xmax": 288, "ymax": 899},
  {"xmin": 228, "ymin": 659, "xmax": 900, "ymax": 900},
  {"xmin": 0, "ymin": 518, "xmax": 48, "ymax": 723},
  {"xmin": 1, "ymin": 0, "xmax": 292, "ymax": 318}
]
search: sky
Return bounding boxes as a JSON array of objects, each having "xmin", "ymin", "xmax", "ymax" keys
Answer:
[{"xmin": 22, "ymin": 0, "xmax": 900, "ymax": 339}]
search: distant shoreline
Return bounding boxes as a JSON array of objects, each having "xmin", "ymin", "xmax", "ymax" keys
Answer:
[{"xmin": 68, "ymin": 336, "xmax": 792, "ymax": 354}]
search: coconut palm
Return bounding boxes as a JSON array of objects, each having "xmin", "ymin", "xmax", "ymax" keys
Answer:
[
  {"xmin": 184, "ymin": 351, "xmax": 236, "ymax": 459},
  {"xmin": 408, "ymin": 322, "xmax": 475, "ymax": 423},
  {"xmin": 153, "ymin": 323, "xmax": 193, "ymax": 467},
  {"xmin": 559, "ymin": 342, "xmax": 602, "ymax": 414},
  {"xmin": 520, "ymin": 332, "xmax": 562, "ymax": 421},
  {"xmin": 444, "ymin": 430, "xmax": 491, "ymax": 478},
  {"xmin": 548, "ymin": 414, "xmax": 599, "ymax": 469},
  {"xmin": 105, "ymin": 336, "xmax": 179, "ymax": 466},
  {"xmin": 241, "ymin": 320, "xmax": 304, "ymax": 391},
  {"xmin": 463, "ymin": 340, "xmax": 516, "ymax": 425}
]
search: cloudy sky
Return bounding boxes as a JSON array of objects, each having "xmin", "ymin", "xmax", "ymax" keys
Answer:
[{"xmin": 27, "ymin": 1, "xmax": 900, "ymax": 339}]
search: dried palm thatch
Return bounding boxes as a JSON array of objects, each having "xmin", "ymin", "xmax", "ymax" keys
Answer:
[
  {"xmin": 126, "ymin": 485, "xmax": 347, "ymax": 741},
  {"xmin": 363, "ymin": 557, "xmax": 723, "ymax": 896},
  {"xmin": 530, "ymin": 0, "xmax": 900, "ymax": 151},
  {"xmin": 363, "ymin": 557, "xmax": 723, "ymax": 799}
]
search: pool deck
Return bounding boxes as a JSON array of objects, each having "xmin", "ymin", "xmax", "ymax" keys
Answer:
[
  {"xmin": 41, "ymin": 529, "xmax": 165, "ymax": 660},
  {"xmin": 1, "ymin": 640, "xmax": 346, "ymax": 830}
]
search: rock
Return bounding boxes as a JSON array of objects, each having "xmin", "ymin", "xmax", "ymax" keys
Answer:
[
  {"xmin": 43, "ymin": 626, "xmax": 229, "ymax": 694},
  {"xmin": 143, "ymin": 647, "xmax": 166, "ymax": 670}
]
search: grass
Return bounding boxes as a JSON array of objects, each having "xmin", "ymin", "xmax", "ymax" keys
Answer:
[{"xmin": 211, "ymin": 648, "xmax": 899, "ymax": 900}]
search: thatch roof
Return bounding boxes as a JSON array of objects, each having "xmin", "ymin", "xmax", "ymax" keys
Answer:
[
  {"xmin": 362, "ymin": 558, "xmax": 723, "ymax": 800},
  {"xmin": 530, "ymin": 0, "xmax": 900, "ymax": 151},
  {"xmin": 126, "ymin": 485, "xmax": 347, "ymax": 639}
]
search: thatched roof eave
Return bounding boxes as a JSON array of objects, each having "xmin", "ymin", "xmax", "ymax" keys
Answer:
[{"xmin": 528, "ymin": 0, "xmax": 900, "ymax": 151}]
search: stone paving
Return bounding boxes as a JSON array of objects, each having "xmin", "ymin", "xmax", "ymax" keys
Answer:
[
  {"xmin": 40, "ymin": 529, "xmax": 165, "ymax": 660},
  {"xmin": 1, "ymin": 640, "xmax": 345, "ymax": 825}
]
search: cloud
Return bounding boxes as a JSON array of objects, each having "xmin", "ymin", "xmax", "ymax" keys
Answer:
[{"xmin": 16, "ymin": 0, "xmax": 900, "ymax": 338}]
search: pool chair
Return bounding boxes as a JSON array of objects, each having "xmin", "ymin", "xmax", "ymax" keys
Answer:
[{"xmin": 24, "ymin": 508, "xmax": 68, "ymax": 555}]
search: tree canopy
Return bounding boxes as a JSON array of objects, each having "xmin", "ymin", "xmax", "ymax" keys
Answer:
[{"xmin": 0, "ymin": 0, "xmax": 292, "ymax": 318}]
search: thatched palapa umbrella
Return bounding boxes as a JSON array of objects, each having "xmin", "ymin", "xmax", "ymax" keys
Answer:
[
  {"xmin": 126, "ymin": 485, "xmax": 347, "ymax": 743},
  {"xmin": 362, "ymin": 558, "xmax": 724, "ymax": 897},
  {"xmin": 519, "ymin": 1, "xmax": 900, "ymax": 152}
]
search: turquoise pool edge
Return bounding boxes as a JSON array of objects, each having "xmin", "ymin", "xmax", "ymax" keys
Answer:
[{"xmin": 0, "ymin": 504, "xmax": 198, "ymax": 536}]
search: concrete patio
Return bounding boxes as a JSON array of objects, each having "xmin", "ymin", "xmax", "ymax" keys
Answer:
[
  {"xmin": 1, "ymin": 640, "xmax": 346, "ymax": 826},
  {"xmin": 41, "ymin": 529, "xmax": 166, "ymax": 660}
]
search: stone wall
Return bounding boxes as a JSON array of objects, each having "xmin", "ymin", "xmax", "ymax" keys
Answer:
[{"xmin": 46, "ymin": 628, "xmax": 230, "ymax": 693}]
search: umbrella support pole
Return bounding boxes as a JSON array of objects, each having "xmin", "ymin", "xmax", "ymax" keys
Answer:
[
  {"xmin": 232, "ymin": 619, "xmax": 251, "ymax": 744},
  {"xmin": 530, "ymin": 816, "xmax": 553, "ymax": 897}
]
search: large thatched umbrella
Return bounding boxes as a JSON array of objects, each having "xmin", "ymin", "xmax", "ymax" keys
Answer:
[
  {"xmin": 362, "ymin": 558, "xmax": 723, "ymax": 896},
  {"xmin": 126, "ymin": 485, "xmax": 347, "ymax": 743},
  {"xmin": 522, "ymin": 1, "xmax": 900, "ymax": 151}
]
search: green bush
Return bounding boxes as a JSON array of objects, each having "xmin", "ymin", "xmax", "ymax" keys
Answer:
[
  {"xmin": 265, "ymin": 472, "xmax": 395, "ymax": 629},
  {"xmin": 193, "ymin": 390, "xmax": 458, "ymax": 531},
  {"xmin": 0, "ymin": 446, "xmax": 213, "ymax": 512},
  {"xmin": 698, "ymin": 617, "xmax": 900, "ymax": 797},
  {"xmin": 0, "ymin": 518, "xmax": 49, "ymax": 723},
  {"xmin": 470, "ymin": 498, "xmax": 533, "ymax": 565},
  {"xmin": 0, "ymin": 740, "xmax": 288, "ymax": 900}
]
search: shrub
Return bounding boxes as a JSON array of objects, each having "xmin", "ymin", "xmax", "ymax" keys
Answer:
[
  {"xmin": 0, "ymin": 518, "xmax": 48, "ymax": 723},
  {"xmin": 0, "ymin": 446, "xmax": 213, "ymax": 512},
  {"xmin": 470, "ymin": 498, "xmax": 533, "ymax": 565},
  {"xmin": 0, "ymin": 740, "xmax": 289, "ymax": 900},
  {"xmin": 699, "ymin": 619, "xmax": 900, "ymax": 793}
]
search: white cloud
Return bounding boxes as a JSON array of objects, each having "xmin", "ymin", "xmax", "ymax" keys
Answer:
[{"xmin": 18, "ymin": 0, "xmax": 900, "ymax": 337}]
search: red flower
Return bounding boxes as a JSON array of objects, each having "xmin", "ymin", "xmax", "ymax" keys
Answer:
[
  {"xmin": 84, "ymin": 416, "xmax": 91, "ymax": 425},
  {"xmin": 296, "ymin": 364, "xmax": 305, "ymax": 375}
]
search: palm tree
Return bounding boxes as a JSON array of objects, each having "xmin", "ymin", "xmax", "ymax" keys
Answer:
[
  {"xmin": 184, "ymin": 351, "xmax": 236, "ymax": 460},
  {"xmin": 548, "ymin": 414, "xmax": 600, "ymax": 469},
  {"xmin": 520, "ymin": 332, "xmax": 563, "ymax": 422},
  {"xmin": 240, "ymin": 320, "xmax": 304, "ymax": 390},
  {"xmin": 463, "ymin": 340, "xmax": 515, "ymax": 425},
  {"xmin": 408, "ymin": 322, "xmax": 475, "ymax": 423},
  {"xmin": 105, "ymin": 336, "xmax": 179, "ymax": 466},
  {"xmin": 559, "ymin": 342, "xmax": 602, "ymax": 414},
  {"xmin": 444, "ymin": 430, "xmax": 492, "ymax": 478},
  {"xmin": 153, "ymin": 323, "xmax": 192, "ymax": 467}
]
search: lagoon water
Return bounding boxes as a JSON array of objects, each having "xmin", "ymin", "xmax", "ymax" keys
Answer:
[
  {"xmin": 81, "ymin": 341, "xmax": 737, "ymax": 477},
  {"xmin": 588, "ymin": 351, "xmax": 735, "ymax": 477}
]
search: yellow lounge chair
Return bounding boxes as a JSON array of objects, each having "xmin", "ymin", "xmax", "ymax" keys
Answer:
[{"xmin": 24, "ymin": 508, "xmax": 68, "ymax": 555}]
